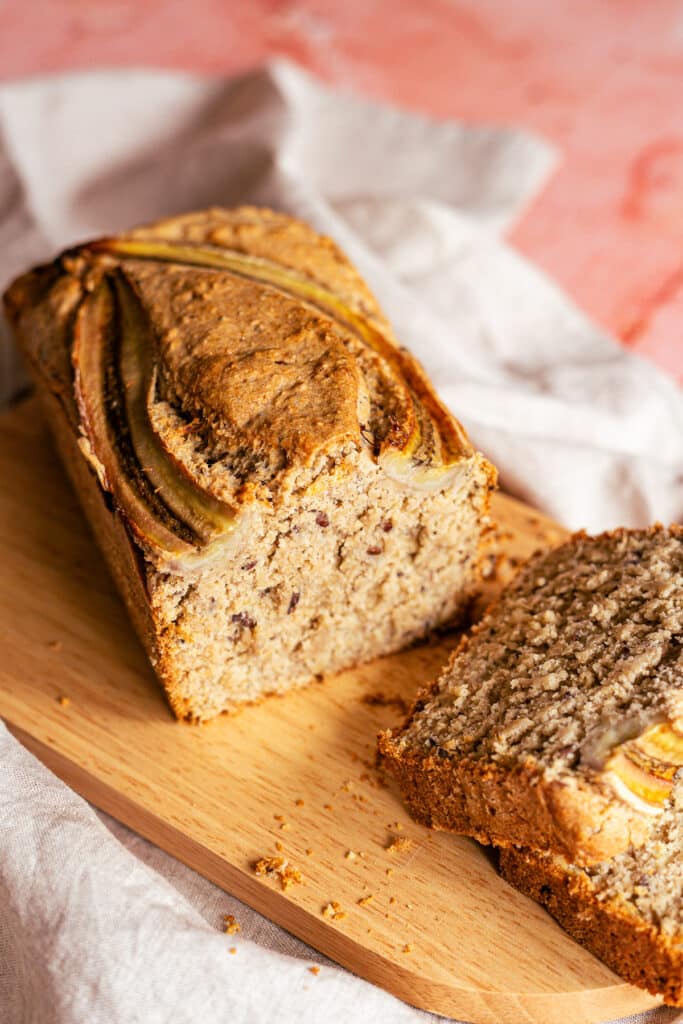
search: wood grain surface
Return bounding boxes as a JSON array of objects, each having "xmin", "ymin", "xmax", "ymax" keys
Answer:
[{"xmin": 0, "ymin": 399, "xmax": 660, "ymax": 1023}]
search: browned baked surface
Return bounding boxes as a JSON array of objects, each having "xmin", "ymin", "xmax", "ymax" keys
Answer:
[
  {"xmin": 4, "ymin": 206, "xmax": 495, "ymax": 720},
  {"xmin": 377, "ymin": 729, "xmax": 650, "ymax": 864},
  {"xmin": 379, "ymin": 526, "xmax": 683, "ymax": 864},
  {"xmin": 499, "ymin": 844, "xmax": 683, "ymax": 1006}
]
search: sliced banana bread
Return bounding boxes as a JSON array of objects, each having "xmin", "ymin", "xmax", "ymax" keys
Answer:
[
  {"xmin": 499, "ymin": 782, "xmax": 683, "ymax": 1006},
  {"xmin": 4, "ymin": 207, "xmax": 495, "ymax": 720},
  {"xmin": 379, "ymin": 526, "xmax": 683, "ymax": 864}
]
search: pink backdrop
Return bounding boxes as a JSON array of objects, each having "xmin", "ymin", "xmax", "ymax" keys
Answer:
[{"xmin": 2, "ymin": 0, "xmax": 682, "ymax": 379}]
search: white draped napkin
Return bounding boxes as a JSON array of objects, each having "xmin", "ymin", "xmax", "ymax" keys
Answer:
[{"xmin": 1, "ymin": 60, "xmax": 682, "ymax": 1024}]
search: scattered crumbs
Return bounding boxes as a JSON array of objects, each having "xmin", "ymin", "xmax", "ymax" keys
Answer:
[
  {"xmin": 340, "ymin": 779, "xmax": 354, "ymax": 792},
  {"xmin": 47, "ymin": 640, "xmax": 63, "ymax": 651},
  {"xmin": 306, "ymin": 848, "xmax": 314, "ymax": 857},
  {"xmin": 402, "ymin": 944, "xmax": 413, "ymax": 954},
  {"xmin": 295, "ymin": 798, "xmax": 305, "ymax": 807},
  {"xmin": 253, "ymin": 856, "xmax": 304, "ymax": 892},
  {"xmin": 222, "ymin": 914, "xmax": 241, "ymax": 935},
  {"xmin": 322, "ymin": 901, "xmax": 346, "ymax": 921},
  {"xmin": 357, "ymin": 894, "xmax": 374, "ymax": 907},
  {"xmin": 275, "ymin": 841, "xmax": 283, "ymax": 852},
  {"xmin": 385, "ymin": 836, "xmax": 413, "ymax": 855},
  {"xmin": 323, "ymin": 804, "xmax": 334, "ymax": 812},
  {"xmin": 308, "ymin": 966, "xmax": 320, "ymax": 976},
  {"xmin": 361, "ymin": 691, "xmax": 408, "ymax": 715},
  {"xmin": 405, "ymin": 903, "xmax": 414, "ymax": 910},
  {"xmin": 229, "ymin": 947, "xmax": 237, "ymax": 955},
  {"xmin": 57, "ymin": 695, "xmax": 70, "ymax": 708},
  {"xmin": 358, "ymin": 770, "xmax": 384, "ymax": 790},
  {"xmin": 394, "ymin": 822, "xmax": 404, "ymax": 831},
  {"xmin": 280, "ymin": 823, "xmax": 291, "ymax": 832},
  {"xmin": 367, "ymin": 927, "xmax": 373, "ymax": 935},
  {"xmin": 385, "ymin": 868, "xmax": 394, "ymax": 877},
  {"xmin": 389, "ymin": 897, "xmax": 397, "ymax": 906},
  {"xmin": 344, "ymin": 850, "xmax": 356, "ymax": 861},
  {"xmin": 274, "ymin": 814, "xmax": 284, "ymax": 822}
]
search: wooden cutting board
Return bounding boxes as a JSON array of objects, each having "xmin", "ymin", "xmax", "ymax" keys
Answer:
[{"xmin": 0, "ymin": 399, "xmax": 659, "ymax": 1024}]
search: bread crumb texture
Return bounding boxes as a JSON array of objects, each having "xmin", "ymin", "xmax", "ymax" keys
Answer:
[
  {"xmin": 253, "ymin": 856, "xmax": 304, "ymax": 892},
  {"xmin": 322, "ymin": 901, "xmax": 346, "ymax": 921},
  {"xmin": 380, "ymin": 526, "xmax": 683, "ymax": 863}
]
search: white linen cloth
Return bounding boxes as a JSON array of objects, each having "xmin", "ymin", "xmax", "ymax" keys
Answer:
[{"xmin": 0, "ymin": 61, "xmax": 682, "ymax": 1024}]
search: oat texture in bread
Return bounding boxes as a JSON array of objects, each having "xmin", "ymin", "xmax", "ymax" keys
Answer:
[
  {"xmin": 499, "ymin": 781, "xmax": 683, "ymax": 1006},
  {"xmin": 379, "ymin": 526, "xmax": 683, "ymax": 864},
  {"xmin": 4, "ymin": 207, "xmax": 495, "ymax": 720}
]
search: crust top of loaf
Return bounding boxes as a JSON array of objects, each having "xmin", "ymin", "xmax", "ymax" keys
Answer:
[{"xmin": 4, "ymin": 206, "xmax": 488, "ymax": 570}]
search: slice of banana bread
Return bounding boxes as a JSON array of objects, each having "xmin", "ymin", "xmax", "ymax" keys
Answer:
[
  {"xmin": 379, "ymin": 526, "xmax": 683, "ymax": 864},
  {"xmin": 4, "ymin": 207, "xmax": 495, "ymax": 721},
  {"xmin": 499, "ymin": 782, "xmax": 683, "ymax": 1006}
]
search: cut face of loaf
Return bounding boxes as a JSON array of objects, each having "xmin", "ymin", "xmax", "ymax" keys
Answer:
[
  {"xmin": 379, "ymin": 526, "xmax": 683, "ymax": 864},
  {"xmin": 499, "ymin": 782, "xmax": 683, "ymax": 1006},
  {"xmin": 3, "ymin": 206, "xmax": 495, "ymax": 720}
]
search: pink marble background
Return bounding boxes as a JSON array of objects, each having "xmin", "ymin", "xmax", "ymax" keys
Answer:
[{"xmin": 1, "ymin": 0, "xmax": 682, "ymax": 379}]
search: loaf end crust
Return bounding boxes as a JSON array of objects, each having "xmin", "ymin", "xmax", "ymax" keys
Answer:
[{"xmin": 499, "ymin": 846, "xmax": 682, "ymax": 1006}]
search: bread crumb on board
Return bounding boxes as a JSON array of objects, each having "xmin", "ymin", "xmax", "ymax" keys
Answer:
[
  {"xmin": 322, "ymin": 901, "xmax": 347, "ymax": 921},
  {"xmin": 253, "ymin": 856, "xmax": 304, "ymax": 892},
  {"xmin": 402, "ymin": 944, "xmax": 413, "ymax": 954},
  {"xmin": 223, "ymin": 914, "xmax": 241, "ymax": 935},
  {"xmin": 229, "ymin": 947, "xmax": 237, "ymax": 955},
  {"xmin": 385, "ymin": 836, "xmax": 413, "ymax": 854},
  {"xmin": 308, "ymin": 966, "xmax": 320, "ymax": 976},
  {"xmin": 56, "ymin": 695, "xmax": 70, "ymax": 707},
  {"xmin": 357, "ymin": 894, "xmax": 374, "ymax": 907}
]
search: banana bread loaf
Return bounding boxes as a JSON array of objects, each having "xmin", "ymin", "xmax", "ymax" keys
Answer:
[
  {"xmin": 499, "ymin": 781, "xmax": 683, "ymax": 1006},
  {"xmin": 4, "ymin": 207, "xmax": 495, "ymax": 720},
  {"xmin": 379, "ymin": 526, "xmax": 683, "ymax": 864}
]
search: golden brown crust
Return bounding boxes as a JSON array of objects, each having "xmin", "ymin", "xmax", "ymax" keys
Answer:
[
  {"xmin": 499, "ymin": 846, "xmax": 683, "ymax": 1006},
  {"xmin": 125, "ymin": 260, "xmax": 363, "ymax": 466},
  {"xmin": 32, "ymin": 381, "xmax": 161, "ymax": 669},
  {"xmin": 4, "ymin": 206, "xmax": 479, "ymax": 565},
  {"xmin": 377, "ymin": 731, "xmax": 649, "ymax": 865},
  {"xmin": 127, "ymin": 206, "xmax": 389, "ymax": 329}
]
